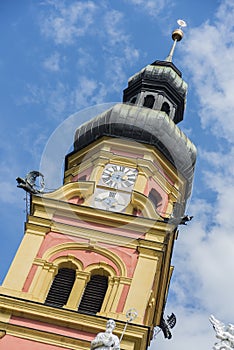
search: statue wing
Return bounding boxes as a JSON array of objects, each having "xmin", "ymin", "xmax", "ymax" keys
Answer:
[{"xmin": 209, "ymin": 315, "xmax": 226, "ymax": 335}]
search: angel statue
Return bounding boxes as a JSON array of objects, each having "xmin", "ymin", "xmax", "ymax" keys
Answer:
[
  {"xmin": 90, "ymin": 319, "xmax": 120, "ymax": 350},
  {"xmin": 209, "ymin": 315, "xmax": 234, "ymax": 350}
]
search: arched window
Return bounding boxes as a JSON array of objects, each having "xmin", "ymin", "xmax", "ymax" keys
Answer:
[
  {"xmin": 161, "ymin": 102, "xmax": 170, "ymax": 116},
  {"xmin": 130, "ymin": 96, "xmax": 137, "ymax": 104},
  {"xmin": 143, "ymin": 95, "xmax": 155, "ymax": 109},
  {"xmin": 149, "ymin": 189, "xmax": 162, "ymax": 210},
  {"xmin": 78, "ymin": 274, "xmax": 108, "ymax": 315},
  {"xmin": 45, "ymin": 268, "xmax": 76, "ymax": 308}
]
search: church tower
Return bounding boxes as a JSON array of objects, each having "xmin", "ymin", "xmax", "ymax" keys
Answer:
[{"xmin": 0, "ymin": 22, "xmax": 196, "ymax": 350}]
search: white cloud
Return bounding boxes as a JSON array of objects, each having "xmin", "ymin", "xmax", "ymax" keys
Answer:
[
  {"xmin": 152, "ymin": 193, "xmax": 234, "ymax": 350},
  {"xmin": 124, "ymin": 46, "xmax": 139, "ymax": 62},
  {"xmin": 154, "ymin": 2, "xmax": 234, "ymax": 348},
  {"xmin": 125, "ymin": 0, "xmax": 170, "ymax": 17},
  {"xmin": 19, "ymin": 84, "xmax": 46, "ymax": 105},
  {"xmin": 0, "ymin": 180, "xmax": 18, "ymax": 204},
  {"xmin": 102, "ymin": 10, "xmax": 126, "ymax": 46},
  {"xmin": 43, "ymin": 52, "xmax": 61, "ymax": 72},
  {"xmin": 73, "ymin": 76, "xmax": 108, "ymax": 108},
  {"xmin": 45, "ymin": 81, "xmax": 68, "ymax": 118},
  {"xmin": 0, "ymin": 155, "xmax": 27, "ymax": 204},
  {"xmin": 182, "ymin": 0, "xmax": 234, "ymax": 142},
  {"xmin": 40, "ymin": 1, "xmax": 97, "ymax": 44},
  {"xmin": 101, "ymin": 9, "xmax": 140, "ymax": 92},
  {"xmin": 20, "ymin": 78, "xmax": 107, "ymax": 119},
  {"xmin": 151, "ymin": 308, "xmax": 214, "ymax": 350},
  {"xmin": 76, "ymin": 48, "xmax": 95, "ymax": 69},
  {"xmin": 176, "ymin": 217, "xmax": 234, "ymax": 304},
  {"xmin": 18, "ymin": 123, "xmax": 49, "ymax": 162},
  {"xmin": 18, "ymin": 83, "xmax": 64, "ymax": 119},
  {"xmin": 37, "ymin": 2, "xmax": 141, "ymax": 110}
]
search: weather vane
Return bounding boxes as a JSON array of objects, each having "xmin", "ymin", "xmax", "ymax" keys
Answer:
[{"xmin": 166, "ymin": 19, "xmax": 187, "ymax": 62}]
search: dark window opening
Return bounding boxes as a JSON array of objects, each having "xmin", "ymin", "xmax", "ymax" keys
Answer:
[
  {"xmin": 161, "ymin": 102, "xmax": 170, "ymax": 116},
  {"xmin": 78, "ymin": 274, "xmax": 108, "ymax": 315},
  {"xmin": 130, "ymin": 96, "xmax": 137, "ymax": 104},
  {"xmin": 143, "ymin": 95, "xmax": 155, "ymax": 109},
  {"xmin": 149, "ymin": 189, "xmax": 162, "ymax": 209},
  {"xmin": 45, "ymin": 268, "xmax": 76, "ymax": 308},
  {"xmin": 78, "ymin": 175, "xmax": 87, "ymax": 181},
  {"xmin": 133, "ymin": 208, "xmax": 142, "ymax": 216}
]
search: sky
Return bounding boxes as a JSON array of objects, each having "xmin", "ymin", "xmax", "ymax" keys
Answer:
[{"xmin": 0, "ymin": 0, "xmax": 234, "ymax": 349}]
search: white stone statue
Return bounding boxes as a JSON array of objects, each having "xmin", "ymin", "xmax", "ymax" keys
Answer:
[
  {"xmin": 210, "ymin": 315, "xmax": 234, "ymax": 350},
  {"xmin": 90, "ymin": 319, "xmax": 120, "ymax": 350}
]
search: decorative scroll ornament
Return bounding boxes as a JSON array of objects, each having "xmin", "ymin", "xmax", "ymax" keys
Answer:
[{"xmin": 210, "ymin": 315, "xmax": 234, "ymax": 350}]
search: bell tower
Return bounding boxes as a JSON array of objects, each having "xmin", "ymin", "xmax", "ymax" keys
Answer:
[{"xmin": 0, "ymin": 21, "xmax": 196, "ymax": 350}]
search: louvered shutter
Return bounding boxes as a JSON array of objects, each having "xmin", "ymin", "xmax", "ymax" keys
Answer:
[
  {"xmin": 78, "ymin": 274, "xmax": 108, "ymax": 314},
  {"xmin": 45, "ymin": 268, "xmax": 75, "ymax": 308}
]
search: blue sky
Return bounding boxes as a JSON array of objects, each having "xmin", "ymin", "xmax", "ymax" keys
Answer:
[{"xmin": 1, "ymin": 0, "xmax": 234, "ymax": 349}]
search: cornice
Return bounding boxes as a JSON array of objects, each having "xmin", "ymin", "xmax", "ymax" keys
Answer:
[
  {"xmin": 31, "ymin": 193, "xmax": 175, "ymax": 234},
  {"xmin": 0, "ymin": 294, "xmax": 150, "ymax": 350},
  {"xmin": 0, "ymin": 320, "xmax": 89, "ymax": 349}
]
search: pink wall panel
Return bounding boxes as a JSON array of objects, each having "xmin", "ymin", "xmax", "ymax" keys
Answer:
[
  {"xmin": 10, "ymin": 316, "xmax": 94, "ymax": 342},
  {"xmin": 0, "ymin": 334, "xmax": 68, "ymax": 350},
  {"xmin": 22, "ymin": 264, "xmax": 38, "ymax": 292},
  {"xmin": 116, "ymin": 284, "xmax": 130, "ymax": 312}
]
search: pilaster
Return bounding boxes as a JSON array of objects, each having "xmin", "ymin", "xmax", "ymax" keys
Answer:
[{"xmin": 2, "ymin": 226, "xmax": 47, "ymax": 291}]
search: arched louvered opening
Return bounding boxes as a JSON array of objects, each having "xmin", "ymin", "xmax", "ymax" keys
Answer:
[
  {"xmin": 45, "ymin": 268, "xmax": 76, "ymax": 308},
  {"xmin": 78, "ymin": 274, "xmax": 108, "ymax": 315},
  {"xmin": 149, "ymin": 189, "xmax": 162, "ymax": 210},
  {"xmin": 161, "ymin": 101, "xmax": 170, "ymax": 116},
  {"xmin": 143, "ymin": 94, "xmax": 155, "ymax": 109}
]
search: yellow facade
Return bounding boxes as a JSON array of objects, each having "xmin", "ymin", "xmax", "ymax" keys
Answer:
[{"xmin": 0, "ymin": 135, "xmax": 188, "ymax": 349}]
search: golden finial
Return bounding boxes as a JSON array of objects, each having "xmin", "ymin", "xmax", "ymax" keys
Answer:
[{"xmin": 166, "ymin": 19, "xmax": 187, "ymax": 62}]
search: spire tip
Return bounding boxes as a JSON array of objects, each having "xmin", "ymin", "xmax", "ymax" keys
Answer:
[{"xmin": 165, "ymin": 19, "xmax": 187, "ymax": 62}]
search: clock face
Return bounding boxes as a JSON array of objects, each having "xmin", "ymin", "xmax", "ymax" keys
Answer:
[
  {"xmin": 93, "ymin": 190, "xmax": 130, "ymax": 212},
  {"xmin": 101, "ymin": 164, "xmax": 138, "ymax": 190}
]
